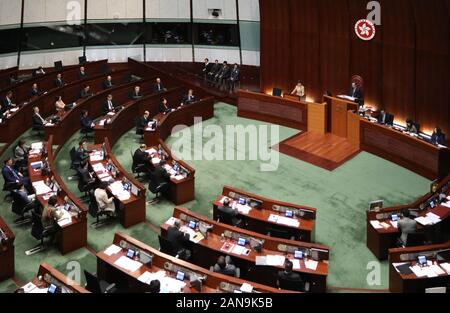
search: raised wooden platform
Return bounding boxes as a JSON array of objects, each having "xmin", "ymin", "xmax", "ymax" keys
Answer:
[{"xmin": 275, "ymin": 132, "xmax": 361, "ymax": 171}]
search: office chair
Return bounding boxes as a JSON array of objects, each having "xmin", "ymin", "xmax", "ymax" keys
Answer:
[
  {"xmin": 69, "ymin": 147, "xmax": 81, "ymax": 172},
  {"xmin": 80, "ymin": 125, "xmax": 94, "ymax": 140},
  {"xmin": 11, "ymin": 190, "xmax": 35, "ymax": 225},
  {"xmin": 158, "ymin": 235, "xmax": 177, "ymax": 257},
  {"xmin": 405, "ymin": 232, "xmax": 426, "ymax": 247},
  {"xmin": 278, "ymin": 277, "xmax": 306, "ymax": 292},
  {"xmin": 216, "ymin": 211, "xmax": 243, "ymax": 228},
  {"xmin": 25, "ymin": 211, "xmax": 55, "ymax": 255},
  {"xmin": 2, "ymin": 180, "xmax": 19, "ymax": 202},
  {"xmin": 88, "ymin": 193, "xmax": 114, "ymax": 229},
  {"xmin": 147, "ymin": 172, "xmax": 168, "ymax": 204},
  {"xmin": 267, "ymin": 227, "xmax": 293, "ymax": 240},
  {"xmin": 31, "ymin": 122, "xmax": 44, "ymax": 137},
  {"xmin": 130, "ymin": 151, "xmax": 147, "ymax": 179},
  {"xmin": 77, "ymin": 172, "xmax": 96, "ymax": 199},
  {"xmin": 84, "ymin": 270, "xmax": 116, "ymax": 294},
  {"xmin": 135, "ymin": 117, "xmax": 144, "ymax": 141}
]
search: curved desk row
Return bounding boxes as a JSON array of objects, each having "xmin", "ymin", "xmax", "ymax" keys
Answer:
[
  {"xmin": 160, "ymin": 207, "xmax": 329, "ymax": 293},
  {"xmin": 367, "ymin": 174, "xmax": 450, "ymax": 260},
  {"xmin": 27, "ymin": 136, "xmax": 88, "ymax": 254},
  {"xmin": 87, "ymin": 138, "xmax": 147, "ymax": 228},
  {"xmin": 213, "ymin": 186, "xmax": 317, "ymax": 243},
  {"xmin": 97, "ymin": 232, "xmax": 287, "ymax": 293},
  {"xmin": 0, "ymin": 216, "xmax": 14, "ymax": 282},
  {"xmin": 19, "ymin": 263, "xmax": 89, "ymax": 293},
  {"xmin": 389, "ymin": 242, "xmax": 450, "ymax": 293},
  {"xmin": 0, "ymin": 66, "xmax": 18, "ymax": 90}
]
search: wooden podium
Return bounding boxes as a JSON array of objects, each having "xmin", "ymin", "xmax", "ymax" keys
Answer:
[{"xmin": 324, "ymin": 95, "xmax": 360, "ymax": 147}]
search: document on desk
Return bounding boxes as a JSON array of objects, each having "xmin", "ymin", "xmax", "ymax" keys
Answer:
[
  {"xmin": 109, "ymin": 181, "xmax": 131, "ymax": 201},
  {"xmin": 145, "ymin": 148, "xmax": 157, "ymax": 155},
  {"xmin": 240, "ymin": 283, "xmax": 253, "ymax": 293},
  {"xmin": 231, "ymin": 244, "xmax": 247, "ymax": 256},
  {"xmin": 114, "ymin": 256, "xmax": 142, "ymax": 272},
  {"xmin": 290, "ymin": 259, "xmax": 301, "ymax": 270},
  {"xmin": 255, "ymin": 256, "xmax": 267, "ymax": 266},
  {"xmin": 172, "ymin": 174, "xmax": 185, "ymax": 181},
  {"xmin": 160, "ymin": 276, "xmax": 186, "ymax": 293},
  {"xmin": 138, "ymin": 270, "xmax": 166, "ymax": 285},
  {"xmin": 57, "ymin": 217, "xmax": 72, "ymax": 227},
  {"xmin": 265, "ymin": 255, "xmax": 285, "ymax": 267},
  {"xmin": 104, "ymin": 244, "xmax": 122, "ymax": 256},
  {"xmin": 441, "ymin": 202, "xmax": 450, "ymax": 208},
  {"xmin": 235, "ymin": 203, "xmax": 252, "ymax": 215},
  {"xmin": 165, "ymin": 217, "xmax": 178, "ymax": 226},
  {"xmin": 220, "ymin": 242, "xmax": 235, "ymax": 253},
  {"xmin": 268, "ymin": 214, "xmax": 300, "ymax": 228},
  {"xmin": 415, "ymin": 213, "xmax": 441, "ymax": 226},
  {"xmin": 90, "ymin": 153, "xmax": 103, "ymax": 162},
  {"xmin": 439, "ymin": 263, "xmax": 450, "ymax": 274},
  {"xmin": 92, "ymin": 163, "xmax": 105, "ymax": 172},
  {"xmin": 304, "ymin": 259, "xmax": 319, "ymax": 271},
  {"xmin": 32, "ymin": 180, "xmax": 52, "ymax": 195},
  {"xmin": 22, "ymin": 282, "xmax": 37, "ymax": 293},
  {"xmin": 370, "ymin": 220, "xmax": 383, "ymax": 229},
  {"xmin": 31, "ymin": 142, "xmax": 43, "ymax": 150},
  {"xmin": 430, "ymin": 264, "xmax": 446, "ymax": 276},
  {"xmin": 390, "ymin": 221, "xmax": 398, "ymax": 228},
  {"xmin": 379, "ymin": 222, "xmax": 391, "ymax": 229},
  {"xmin": 98, "ymin": 172, "xmax": 110, "ymax": 179},
  {"xmin": 422, "ymin": 266, "xmax": 438, "ymax": 278},
  {"xmin": 152, "ymin": 157, "xmax": 161, "ymax": 164},
  {"xmin": 410, "ymin": 265, "xmax": 427, "ymax": 278}
]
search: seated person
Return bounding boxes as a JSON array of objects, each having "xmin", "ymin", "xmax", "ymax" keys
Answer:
[
  {"xmin": 153, "ymin": 78, "xmax": 167, "ymax": 93},
  {"xmin": 405, "ymin": 118, "xmax": 419, "ymax": 134},
  {"xmin": 397, "ymin": 210, "xmax": 418, "ymax": 247},
  {"xmin": 129, "ymin": 86, "xmax": 143, "ymax": 100},
  {"xmin": 291, "ymin": 81, "xmax": 305, "ymax": 99},
  {"xmin": 103, "ymin": 94, "xmax": 121, "ymax": 114},
  {"xmin": 13, "ymin": 139, "xmax": 30, "ymax": 169},
  {"xmin": 133, "ymin": 144, "xmax": 152, "ymax": 172},
  {"xmin": 33, "ymin": 66, "xmax": 46, "ymax": 76},
  {"xmin": 229, "ymin": 63, "xmax": 240, "ymax": 91},
  {"xmin": 167, "ymin": 220, "xmax": 191, "ymax": 260},
  {"xmin": 32, "ymin": 106, "xmax": 47, "ymax": 130},
  {"xmin": 430, "ymin": 127, "xmax": 446, "ymax": 146},
  {"xmin": 148, "ymin": 280, "xmax": 160, "ymax": 294},
  {"xmin": 55, "ymin": 96, "xmax": 68, "ymax": 112},
  {"xmin": 377, "ymin": 109, "xmax": 388, "ymax": 124},
  {"xmin": 12, "ymin": 183, "xmax": 36, "ymax": 213},
  {"xmin": 30, "ymin": 83, "xmax": 42, "ymax": 97},
  {"xmin": 78, "ymin": 66, "xmax": 87, "ymax": 79},
  {"xmin": 75, "ymin": 139, "xmax": 92, "ymax": 167},
  {"xmin": 80, "ymin": 110, "xmax": 95, "ymax": 131},
  {"xmin": 277, "ymin": 259, "xmax": 304, "ymax": 291},
  {"xmin": 9, "ymin": 74, "xmax": 19, "ymax": 85},
  {"xmin": 80, "ymin": 85, "xmax": 93, "ymax": 99},
  {"xmin": 181, "ymin": 89, "xmax": 195, "ymax": 105},
  {"xmin": 78, "ymin": 162, "xmax": 96, "ymax": 186},
  {"xmin": 41, "ymin": 195, "xmax": 60, "ymax": 231},
  {"xmin": 94, "ymin": 181, "xmax": 116, "ymax": 216},
  {"xmin": 217, "ymin": 197, "xmax": 242, "ymax": 227},
  {"xmin": 55, "ymin": 73, "xmax": 65, "ymax": 87},
  {"xmin": 3, "ymin": 157, "xmax": 32, "ymax": 192},
  {"xmin": 150, "ymin": 160, "xmax": 170, "ymax": 187},
  {"xmin": 103, "ymin": 75, "xmax": 114, "ymax": 89},
  {"xmin": 213, "ymin": 256, "xmax": 238, "ymax": 277},
  {"xmin": 136, "ymin": 111, "xmax": 150, "ymax": 135},
  {"xmin": 159, "ymin": 98, "xmax": 171, "ymax": 114},
  {"xmin": 2, "ymin": 91, "xmax": 16, "ymax": 109},
  {"xmin": 0, "ymin": 103, "xmax": 9, "ymax": 121}
]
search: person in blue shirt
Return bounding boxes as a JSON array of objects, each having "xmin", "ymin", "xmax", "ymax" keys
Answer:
[{"xmin": 430, "ymin": 127, "xmax": 446, "ymax": 146}]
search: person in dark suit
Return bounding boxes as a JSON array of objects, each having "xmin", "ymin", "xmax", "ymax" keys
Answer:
[
  {"xmin": 13, "ymin": 183, "xmax": 34, "ymax": 210},
  {"xmin": 216, "ymin": 61, "xmax": 231, "ymax": 88},
  {"xmin": 136, "ymin": 111, "xmax": 150, "ymax": 135},
  {"xmin": 153, "ymin": 78, "xmax": 166, "ymax": 93},
  {"xmin": 9, "ymin": 74, "xmax": 19, "ymax": 85},
  {"xmin": 80, "ymin": 110, "xmax": 94, "ymax": 128},
  {"xmin": 159, "ymin": 98, "xmax": 171, "ymax": 114},
  {"xmin": 0, "ymin": 103, "xmax": 8, "ymax": 120},
  {"xmin": 167, "ymin": 220, "xmax": 191, "ymax": 260},
  {"xmin": 78, "ymin": 162, "xmax": 96, "ymax": 186},
  {"xmin": 151, "ymin": 160, "xmax": 171, "ymax": 187},
  {"xmin": 129, "ymin": 86, "xmax": 143, "ymax": 100},
  {"xmin": 78, "ymin": 66, "xmax": 87, "ymax": 79},
  {"xmin": 201, "ymin": 58, "xmax": 213, "ymax": 80},
  {"xmin": 55, "ymin": 73, "xmax": 65, "ymax": 87},
  {"xmin": 405, "ymin": 118, "xmax": 419, "ymax": 134},
  {"xmin": 32, "ymin": 106, "xmax": 46, "ymax": 130},
  {"xmin": 349, "ymin": 82, "xmax": 364, "ymax": 107},
  {"xmin": 33, "ymin": 66, "xmax": 46, "ymax": 77},
  {"xmin": 2, "ymin": 158, "xmax": 32, "ymax": 193},
  {"xmin": 80, "ymin": 85, "xmax": 93, "ymax": 99},
  {"xmin": 378, "ymin": 110, "xmax": 387, "ymax": 125},
  {"xmin": 30, "ymin": 83, "xmax": 42, "ymax": 97},
  {"xmin": 217, "ymin": 198, "xmax": 242, "ymax": 227},
  {"xmin": 430, "ymin": 127, "xmax": 446, "ymax": 146},
  {"xmin": 75, "ymin": 139, "xmax": 92, "ymax": 167},
  {"xmin": 213, "ymin": 255, "xmax": 238, "ymax": 277},
  {"xmin": 2, "ymin": 91, "xmax": 16, "ymax": 109},
  {"xmin": 277, "ymin": 259, "xmax": 304, "ymax": 290},
  {"xmin": 207, "ymin": 60, "xmax": 221, "ymax": 83},
  {"xmin": 103, "ymin": 75, "xmax": 114, "ymax": 89},
  {"xmin": 228, "ymin": 63, "xmax": 240, "ymax": 92},
  {"xmin": 133, "ymin": 144, "xmax": 152, "ymax": 171},
  {"xmin": 103, "ymin": 94, "xmax": 118, "ymax": 114},
  {"xmin": 181, "ymin": 89, "xmax": 195, "ymax": 105},
  {"xmin": 148, "ymin": 280, "xmax": 160, "ymax": 293},
  {"xmin": 14, "ymin": 139, "xmax": 30, "ymax": 169}
]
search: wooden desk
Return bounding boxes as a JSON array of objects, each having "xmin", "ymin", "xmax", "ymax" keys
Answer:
[
  {"xmin": 0, "ymin": 60, "xmax": 110, "ymax": 143},
  {"xmin": 97, "ymin": 232, "xmax": 288, "ymax": 293},
  {"xmin": 88, "ymin": 139, "xmax": 147, "ymax": 228},
  {"xmin": 20, "ymin": 263, "xmax": 89, "ymax": 293},
  {"xmin": 144, "ymin": 96, "xmax": 215, "ymax": 147},
  {"xmin": 45, "ymin": 77, "xmax": 157, "ymax": 145},
  {"xmin": 161, "ymin": 207, "xmax": 329, "ymax": 293},
  {"xmin": 0, "ymin": 66, "xmax": 18, "ymax": 90},
  {"xmin": 360, "ymin": 119, "xmax": 450, "ymax": 180},
  {"xmin": 0, "ymin": 216, "xmax": 15, "ymax": 282},
  {"xmin": 28, "ymin": 136, "xmax": 88, "ymax": 254},
  {"xmin": 238, "ymin": 90, "xmax": 308, "ymax": 131},
  {"xmin": 213, "ymin": 186, "xmax": 316, "ymax": 242},
  {"xmin": 389, "ymin": 242, "xmax": 450, "ymax": 293},
  {"xmin": 367, "ymin": 174, "xmax": 450, "ymax": 260}
]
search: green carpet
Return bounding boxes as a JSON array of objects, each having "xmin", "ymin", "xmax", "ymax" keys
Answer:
[{"xmin": 0, "ymin": 102, "xmax": 429, "ymax": 292}]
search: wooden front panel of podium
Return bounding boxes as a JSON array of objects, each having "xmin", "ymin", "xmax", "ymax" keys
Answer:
[{"xmin": 324, "ymin": 96, "xmax": 359, "ymax": 139}]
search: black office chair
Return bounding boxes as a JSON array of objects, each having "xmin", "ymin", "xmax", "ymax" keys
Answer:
[
  {"xmin": 216, "ymin": 210, "xmax": 243, "ymax": 228},
  {"xmin": 147, "ymin": 172, "xmax": 168, "ymax": 204},
  {"xmin": 158, "ymin": 235, "xmax": 176, "ymax": 257},
  {"xmin": 84, "ymin": 270, "xmax": 116, "ymax": 294},
  {"xmin": 130, "ymin": 151, "xmax": 147, "ymax": 179},
  {"xmin": 11, "ymin": 190, "xmax": 35, "ymax": 225},
  {"xmin": 405, "ymin": 232, "xmax": 427, "ymax": 247},
  {"xmin": 135, "ymin": 117, "xmax": 144, "ymax": 141},
  {"xmin": 80, "ymin": 125, "xmax": 94, "ymax": 140},
  {"xmin": 267, "ymin": 227, "xmax": 293, "ymax": 240},
  {"xmin": 278, "ymin": 277, "xmax": 306, "ymax": 292},
  {"xmin": 69, "ymin": 147, "xmax": 81, "ymax": 173},
  {"xmin": 2, "ymin": 180, "xmax": 19, "ymax": 202},
  {"xmin": 25, "ymin": 211, "xmax": 56, "ymax": 255},
  {"xmin": 77, "ymin": 172, "xmax": 97, "ymax": 199},
  {"xmin": 88, "ymin": 193, "xmax": 114, "ymax": 229}
]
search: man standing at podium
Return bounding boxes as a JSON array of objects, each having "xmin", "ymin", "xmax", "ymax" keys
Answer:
[{"xmin": 349, "ymin": 82, "xmax": 364, "ymax": 107}]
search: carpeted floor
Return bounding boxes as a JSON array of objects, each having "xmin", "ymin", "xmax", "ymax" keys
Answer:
[{"xmin": 0, "ymin": 102, "xmax": 430, "ymax": 292}]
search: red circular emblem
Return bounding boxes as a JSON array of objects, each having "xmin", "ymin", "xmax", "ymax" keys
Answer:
[{"xmin": 355, "ymin": 19, "xmax": 376, "ymax": 41}]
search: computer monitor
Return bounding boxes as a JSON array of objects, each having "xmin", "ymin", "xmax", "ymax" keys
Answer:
[
  {"xmin": 418, "ymin": 255, "xmax": 427, "ymax": 266},
  {"xmin": 123, "ymin": 182, "xmax": 131, "ymax": 191},
  {"xmin": 272, "ymin": 88, "xmax": 282, "ymax": 97},
  {"xmin": 249, "ymin": 199, "xmax": 263, "ymax": 210},
  {"xmin": 176, "ymin": 271, "xmax": 185, "ymax": 281},
  {"xmin": 131, "ymin": 184, "xmax": 139, "ymax": 197},
  {"xmin": 79, "ymin": 56, "xmax": 87, "ymax": 65},
  {"xmin": 369, "ymin": 200, "xmax": 384, "ymax": 211},
  {"xmin": 47, "ymin": 284, "xmax": 58, "ymax": 294},
  {"xmin": 294, "ymin": 250, "xmax": 303, "ymax": 259},
  {"xmin": 139, "ymin": 251, "xmax": 153, "ymax": 266},
  {"xmin": 188, "ymin": 220, "xmax": 197, "ymax": 229},
  {"xmin": 285, "ymin": 210, "xmax": 294, "ymax": 218},
  {"xmin": 238, "ymin": 198, "xmax": 246, "ymax": 205},
  {"xmin": 391, "ymin": 214, "xmax": 399, "ymax": 222},
  {"xmin": 237, "ymin": 238, "xmax": 246, "ymax": 246},
  {"xmin": 54, "ymin": 61, "xmax": 63, "ymax": 71},
  {"xmin": 126, "ymin": 249, "xmax": 135, "ymax": 259}
]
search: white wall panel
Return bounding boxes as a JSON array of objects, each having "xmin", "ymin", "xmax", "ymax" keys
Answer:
[
  {"xmin": 241, "ymin": 50, "xmax": 259, "ymax": 66},
  {"xmin": 145, "ymin": 47, "xmax": 192, "ymax": 62},
  {"xmin": 0, "ymin": 0, "xmax": 22, "ymax": 26},
  {"xmin": 193, "ymin": 0, "xmax": 236, "ymax": 20},
  {"xmin": 86, "ymin": 47, "xmax": 143, "ymax": 63},
  {"xmin": 146, "ymin": 0, "xmax": 190, "ymax": 19},
  {"xmin": 0, "ymin": 54, "xmax": 18, "ymax": 69},
  {"xmin": 20, "ymin": 48, "xmax": 83, "ymax": 69},
  {"xmin": 238, "ymin": 0, "xmax": 259, "ymax": 21},
  {"xmin": 87, "ymin": 0, "xmax": 142, "ymax": 20},
  {"xmin": 24, "ymin": 0, "xmax": 85, "ymax": 24}
]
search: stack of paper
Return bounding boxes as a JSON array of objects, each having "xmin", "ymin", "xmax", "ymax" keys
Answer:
[
  {"xmin": 290, "ymin": 259, "xmax": 301, "ymax": 270},
  {"xmin": 114, "ymin": 256, "xmax": 142, "ymax": 272},
  {"xmin": 107, "ymin": 112, "xmax": 115, "ymax": 116},
  {"xmin": 231, "ymin": 245, "xmax": 247, "ymax": 256},
  {"xmin": 415, "ymin": 212, "xmax": 441, "ymax": 226},
  {"xmin": 441, "ymin": 202, "xmax": 450, "ymax": 208},
  {"xmin": 90, "ymin": 153, "xmax": 103, "ymax": 162},
  {"xmin": 138, "ymin": 271, "xmax": 166, "ymax": 285},
  {"xmin": 32, "ymin": 180, "xmax": 52, "ymax": 195},
  {"xmin": 265, "ymin": 255, "xmax": 285, "ymax": 266},
  {"xmin": 255, "ymin": 256, "xmax": 267, "ymax": 266},
  {"xmin": 104, "ymin": 244, "xmax": 122, "ymax": 256},
  {"xmin": 160, "ymin": 276, "xmax": 186, "ymax": 293},
  {"xmin": 31, "ymin": 142, "xmax": 43, "ymax": 151},
  {"xmin": 268, "ymin": 214, "xmax": 300, "ymax": 227},
  {"xmin": 98, "ymin": 172, "xmax": 110, "ymax": 179},
  {"xmin": 429, "ymin": 264, "xmax": 446, "ymax": 276},
  {"xmin": 145, "ymin": 148, "xmax": 157, "ymax": 155},
  {"xmin": 304, "ymin": 259, "xmax": 319, "ymax": 271},
  {"xmin": 379, "ymin": 222, "xmax": 391, "ymax": 229},
  {"xmin": 165, "ymin": 217, "xmax": 178, "ymax": 226},
  {"xmin": 234, "ymin": 203, "xmax": 252, "ymax": 215},
  {"xmin": 99, "ymin": 119, "xmax": 106, "ymax": 126},
  {"xmin": 370, "ymin": 220, "xmax": 383, "ymax": 229},
  {"xmin": 410, "ymin": 265, "xmax": 427, "ymax": 278},
  {"xmin": 439, "ymin": 263, "xmax": 450, "ymax": 274},
  {"xmin": 172, "ymin": 175, "xmax": 185, "ymax": 181},
  {"xmin": 390, "ymin": 221, "xmax": 398, "ymax": 228},
  {"xmin": 152, "ymin": 157, "xmax": 161, "ymax": 164},
  {"xmin": 240, "ymin": 283, "xmax": 253, "ymax": 293},
  {"xmin": 109, "ymin": 181, "xmax": 131, "ymax": 201},
  {"xmin": 92, "ymin": 163, "xmax": 105, "ymax": 172}
]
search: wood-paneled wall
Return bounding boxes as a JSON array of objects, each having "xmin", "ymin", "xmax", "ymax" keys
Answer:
[{"xmin": 260, "ymin": 0, "xmax": 450, "ymax": 136}]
